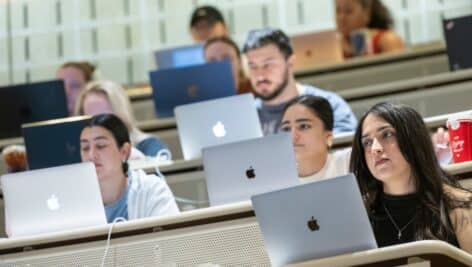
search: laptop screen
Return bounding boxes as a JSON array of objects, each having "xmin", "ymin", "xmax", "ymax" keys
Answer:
[
  {"xmin": 155, "ymin": 44, "xmax": 205, "ymax": 69},
  {"xmin": 0, "ymin": 80, "xmax": 68, "ymax": 139}
]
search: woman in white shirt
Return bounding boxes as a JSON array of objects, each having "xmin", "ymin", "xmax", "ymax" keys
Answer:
[
  {"xmin": 280, "ymin": 95, "xmax": 351, "ymax": 183},
  {"xmin": 79, "ymin": 113, "xmax": 179, "ymax": 223}
]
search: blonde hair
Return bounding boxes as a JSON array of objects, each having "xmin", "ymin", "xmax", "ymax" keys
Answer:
[{"xmin": 75, "ymin": 80, "xmax": 149, "ymax": 144}]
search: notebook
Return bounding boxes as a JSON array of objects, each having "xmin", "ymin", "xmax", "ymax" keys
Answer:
[
  {"xmin": 203, "ymin": 133, "xmax": 298, "ymax": 206},
  {"xmin": 0, "ymin": 79, "xmax": 68, "ymax": 139},
  {"xmin": 149, "ymin": 60, "xmax": 236, "ymax": 117},
  {"xmin": 251, "ymin": 174, "xmax": 377, "ymax": 266},
  {"xmin": 1, "ymin": 162, "xmax": 106, "ymax": 237},
  {"xmin": 291, "ymin": 30, "xmax": 344, "ymax": 71},
  {"xmin": 153, "ymin": 43, "xmax": 205, "ymax": 69},
  {"xmin": 175, "ymin": 93, "xmax": 262, "ymax": 160},
  {"xmin": 443, "ymin": 14, "xmax": 472, "ymax": 71},
  {"xmin": 22, "ymin": 116, "xmax": 90, "ymax": 170}
]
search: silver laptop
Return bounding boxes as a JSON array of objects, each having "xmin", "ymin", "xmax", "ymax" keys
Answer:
[
  {"xmin": 1, "ymin": 162, "xmax": 107, "ymax": 237},
  {"xmin": 175, "ymin": 93, "xmax": 263, "ymax": 160},
  {"xmin": 203, "ymin": 133, "xmax": 298, "ymax": 206},
  {"xmin": 251, "ymin": 174, "xmax": 377, "ymax": 267}
]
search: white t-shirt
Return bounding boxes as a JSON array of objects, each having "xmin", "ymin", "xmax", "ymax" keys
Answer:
[{"xmin": 299, "ymin": 148, "xmax": 351, "ymax": 184}]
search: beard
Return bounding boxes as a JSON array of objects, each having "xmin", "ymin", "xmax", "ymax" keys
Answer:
[{"xmin": 253, "ymin": 66, "xmax": 290, "ymax": 102}]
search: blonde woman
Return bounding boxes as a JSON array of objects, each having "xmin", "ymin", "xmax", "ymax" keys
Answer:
[{"xmin": 75, "ymin": 80, "xmax": 167, "ymax": 157}]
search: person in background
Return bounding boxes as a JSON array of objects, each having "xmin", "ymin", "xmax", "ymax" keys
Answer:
[
  {"xmin": 280, "ymin": 95, "xmax": 351, "ymax": 182},
  {"xmin": 75, "ymin": 80, "xmax": 168, "ymax": 157},
  {"xmin": 204, "ymin": 36, "xmax": 253, "ymax": 94},
  {"xmin": 350, "ymin": 102, "xmax": 472, "ymax": 252},
  {"xmin": 80, "ymin": 113, "xmax": 179, "ymax": 223},
  {"xmin": 335, "ymin": 0, "xmax": 404, "ymax": 58},
  {"xmin": 57, "ymin": 61, "xmax": 96, "ymax": 115},
  {"xmin": 242, "ymin": 28, "xmax": 357, "ymax": 135},
  {"xmin": 189, "ymin": 5, "xmax": 228, "ymax": 42}
]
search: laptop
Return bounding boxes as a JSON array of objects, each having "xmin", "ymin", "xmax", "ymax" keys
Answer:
[
  {"xmin": 251, "ymin": 174, "xmax": 377, "ymax": 266},
  {"xmin": 149, "ymin": 60, "xmax": 236, "ymax": 117},
  {"xmin": 22, "ymin": 116, "xmax": 90, "ymax": 170},
  {"xmin": 0, "ymin": 79, "xmax": 68, "ymax": 139},
  {"xmin": 291, "ymin": 29, "xmax": 344, "ymax": 71},
  {"xmin": 153, "ymin": 43, "xmax": 205, "ymax": 69},
  {"xmin": 175, "ymin": 93, "xmax": 263, "ymax": 160},
  {"xmin": 443, "ymin": 14, "xmax": 472, "ymax": 71},
  {"xmin": 1, "ymin": 162, "xmax": 106, "ymax": 237},
  {"xmin": 203, "ymin": 133, "xmax": 298, "ymax": 206}
]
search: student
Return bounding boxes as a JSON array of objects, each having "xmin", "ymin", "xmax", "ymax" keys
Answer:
[
  {"xmin": 350, "ymin": 102, "xmax": 472, "ymax": 252},
  {"xmin": 204, "ymin": 36, "xmax": 253, "ymax": 94},
  {"xmin": 57, "ymin": 61, "xmax": 96, "ymax": 115},
  {"xmin": 75, "ymin": 80, "xmax": 168, "ymax": 157},
  {"xmin": 80, "ymin": 113, "xmax": 179, "ymax": 223},
  {"xmin": 335, "ymin": 0, "xmax": 404, "ymax": 58},
  {"xmin": 189, "ymin": 5, "xmax": 228, "ymax": 42},
  {"xmin": 280, "ymin": 95, "xmax": 351, "ymax": 182},
  {"xmin": 242, "ymin": 28, "xmax": 357, "ymax": 135}
]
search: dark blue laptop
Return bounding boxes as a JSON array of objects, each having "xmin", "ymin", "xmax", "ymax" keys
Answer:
[
  {"xmin": 0, "ymin": 79, "xmax": 68, "ymax": 139},
  {"xmin": 149, "ymin": 60, "xmax": 236, "ymax": 118},
  {"xmin": 22, "ymin": 116, "xmax": 90, "ymax": 170},
  {"xmin": 154, "ymin": 44, "xmax": 205, "ymax": 69},
  {"xmin": 443, "ymin": 14, "xmax": 472, "ymax": 71}
]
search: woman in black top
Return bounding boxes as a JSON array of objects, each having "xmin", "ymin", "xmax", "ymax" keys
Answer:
[{"xmin": 350, "ymin": 102, "xmax": 472, "ymax": 252}]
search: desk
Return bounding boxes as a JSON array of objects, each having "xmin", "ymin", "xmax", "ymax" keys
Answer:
[{"xmin": 288, "ymin": 240, "xmax": 472, "ymax": 267}]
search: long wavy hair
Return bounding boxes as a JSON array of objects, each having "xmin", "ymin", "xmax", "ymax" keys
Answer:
[
  {"xmin": 350, "ymin": 102, "xmax": 471, "ymax": 242},
  {"xmin": 358, "ymin": 0, "xmax": 394, "ymax": 29}
]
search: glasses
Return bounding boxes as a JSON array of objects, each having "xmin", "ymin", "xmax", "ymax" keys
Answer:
[{"xmin": 361, "ymin": 127, "xmax": 398, "ymax": 151}]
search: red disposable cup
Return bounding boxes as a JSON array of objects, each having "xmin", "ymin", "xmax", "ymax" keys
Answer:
[{"xmin": 447, "ymin": 114, "xmax": 472, "ymax": 163}]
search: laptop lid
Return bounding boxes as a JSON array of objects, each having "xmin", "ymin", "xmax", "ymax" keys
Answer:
[
  {"xmin": 22, "ymin": 116, "xmax": 90, "ymax": 170},
  {"xmin": 443, "ymin": 14, "xmax": 472, "ymax": 71},
  {"xmin": 203, "ymin": 133, "xmax": 298, "ymax": 206},
  {"xmin": 1, "ymin": 162, "xmax": 106, "ymax": 237},
  {"xmin": 150, "ymin": 60, "xmax": 236, "ymax": 118},
  {"xmin": 251, "ymin": 174, "xmax": 377, "ymax": 267},
  {"xmin": 175, "ymin": 93, "xmax": 263, "ymax": 160},
  {"xmin": 154, "ymin": 43, "xmax": 205, "ymax": 69},
  {"xmin": 291, "ymin": 30, "xmax": 344, "ymax": 71},
  {"xmin": 0, "ymin": 79, "xmax": 68, "ymax": 139}
]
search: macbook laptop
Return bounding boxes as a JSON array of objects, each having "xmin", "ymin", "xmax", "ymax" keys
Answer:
[
  {"xmin": 203, "ymin": 133, "xmax": 298, "ymax": 206},
  {"xmin": 1, "ymin": 162, "xmax": 106, "ymax": 237},
  {"xmin": 154, "ymin": 43, "xmax": 205, "ymax": 69},
  {"xmin": 22, "ymin": 116, "xmax": 90, "ymax": 170},
  {"xmin": 0, "ymin": 79, "xmax": 68, "ymax": 139},
  {"xmin": 175, "ymin": 93, "xmax": 263, "ymax": 160},
  {"xmin": 149, "ymin": 60, "xmax": 236, "ymax": 117},
  {"xmin": 291, "ymin": 29, "xmax": 344, "ymax": 71},
  {"xmin": 251, "ymin": 174, "xmax": 377, "ymax": 266},
  {"xmin": 443, "ymin": 14, "xmax": 472, "ymax": 71}
]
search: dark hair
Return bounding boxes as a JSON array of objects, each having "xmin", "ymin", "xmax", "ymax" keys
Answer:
[
  {"xmin": 204, "ymin": 36, "xmax": 241, "ymax": 59},
  {"xmin": 282, "ymin": 95, "xmax": 334, "ymax": 131},
  {"xmin": 190, "ymin": 5, "xmax": 225, "ymax": 27},
  {"xmin": 83, "ymin": 113, "xmax": 131, "ymax": 174},
  {"xmin": 349, "ymin": 102, "xmax": 471, "ymax": 242},
  {"xmin": 59, "ymin": 61, "xmax": 96, "ymax": 82},
  {"xmin": 242, "ymin": 28, "xmax": 293, "ymax": 58},
  {"xmin": 358, "ymin": 0, "xmax": 394, "ymax": 29}
]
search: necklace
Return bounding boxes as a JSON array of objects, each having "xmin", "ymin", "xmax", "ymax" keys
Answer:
[{"xmin": 383, "ymin": 203, "xmax": 416, "ymax": 240}]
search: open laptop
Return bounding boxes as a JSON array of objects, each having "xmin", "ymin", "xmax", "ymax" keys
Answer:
[
  {"xmin": 0, "ymin": 79, "xmax": 68, "ymax": 139},
  {"xmin": 149, "ymin": 60, "xmax": 236, "ymax": 117},
  {"xmin": 203, "ymin": 133, "xmax": 298, "ymax": 206},
  {"xmin": 175, "ymin": 93, "xmax": 263, "ymax": 160},
  {"xmin": 443, "ymin": 14, "xmax": 472, "ymax": 71},
  {"xmin": 153, "ymin": 43, "xmax": 205, "ymax": 69},
  {"xmin": 22, "ymin": 116, "xmax": 90, "ymax": 170},
  {"xmin": 251, "ymin": 174, "xmax": 377, "ymax": 266},
  {"xmin": 291, "ymin": 29, "xmax": 344, "ymax": 71},
  {"xmin": 1, "ymin": 162, "xmax": 106, "ymax": 237}
]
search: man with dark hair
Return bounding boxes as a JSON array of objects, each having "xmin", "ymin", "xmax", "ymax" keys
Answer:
[
  {"xmin": 189, "ymin": 6, "xmax": 228, "ymax": 42},
  {"xmin": 242, "ymin": 28, "xmax": 357, "ymax": 135}
]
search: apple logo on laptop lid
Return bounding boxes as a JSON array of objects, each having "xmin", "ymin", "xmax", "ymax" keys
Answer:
[
  {"xmin": 212, "ymin": 121, "xmax": 226, "ymax": 138},
  {"xmin": 307, "ymin": 216, "xmax": 320, "ymax": 232}
]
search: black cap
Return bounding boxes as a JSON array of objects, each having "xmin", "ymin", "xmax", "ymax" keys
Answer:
[{"xmin": 190, "ymin": 6, "xmax": 225, "ymax": 27}]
